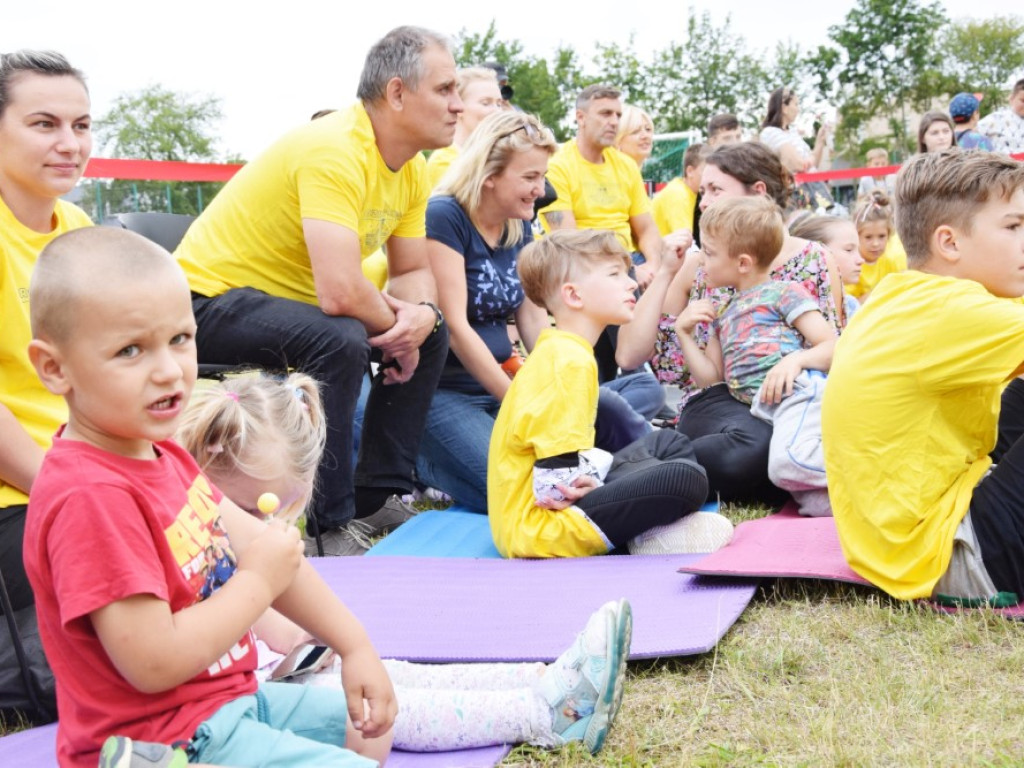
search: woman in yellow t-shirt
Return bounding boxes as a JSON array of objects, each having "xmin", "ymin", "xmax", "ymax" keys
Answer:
[{"xmin": 0, "ymin": 49, "xmax": 93, "ymax": 709}]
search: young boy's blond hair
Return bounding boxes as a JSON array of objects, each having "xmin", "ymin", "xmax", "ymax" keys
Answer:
[
  {"xmin": 699, "ymin": 195, "xmax": 785, "ymax": 268},
  {"xmin": 517, "ymin": 229, "xmax": 631, "ymax": 311},
  {"xmin": 896, "ymin": 149, "xmax": 1024, "ymax": 267}
]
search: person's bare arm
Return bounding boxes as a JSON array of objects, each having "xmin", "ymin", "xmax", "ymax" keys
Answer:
[
  {"xmin": 675, "ymin": 299, "xmax": 723, "ymax": 387},
  {"xmin": 759, "ymin": 311, "xmax": 837, "ymax": 404},
  {"xmin": 303, "ymin": 218, "xmax": 395, "ymax": 334},
  {"xmin": 543, "ymin": 209, "xmax": 577, "ymax": 231},
  {"xmin": 777, "ymin": 143, "xmax": 810, "ymax": 173},
  {"xmin": 616, "ymin": 231, "xmax": 690, "ymax": 369},
  {"xmin": 90, "ymin": 511, "xmax": 304, "ymax": 694},
  {"xmin": 513, "ymin": 298, "xmax": 549, "ymax": 354},
  {"xmin": 429, "ymin": 238, "xmax": 512, "ymax": 400},
  {"xmin": 0, "ymin": 404, "xmax": 46, "ymax": 495},
  {"xmin": 631, "ymin": 212, "xmax": 664, "ymax": 286},
  {"xmin": 366, "ymin": 235, "xmax": 441, "ymax": 384}
]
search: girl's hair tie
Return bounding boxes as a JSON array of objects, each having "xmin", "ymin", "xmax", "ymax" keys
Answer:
[{"xmin": 224, "ymin": 391, "xmax": 240, "ymax": 402}]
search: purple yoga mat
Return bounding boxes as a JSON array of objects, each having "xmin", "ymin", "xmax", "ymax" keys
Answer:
[
  {"xmin": 0, "ymin": 723, "xmax": 511, "ymax": 768},
  {"xmin": 310, "ymin": 553, "xmax": 757, "ymax": 662},
  {"xmin": 679, "ymin": 503, "xmax": 871, "ymax": 584}
]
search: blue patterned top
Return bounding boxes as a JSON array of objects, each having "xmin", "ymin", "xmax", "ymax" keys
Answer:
[{"xmin": 426, "ymin": 195, "xmax": 531, "ymax": 394}]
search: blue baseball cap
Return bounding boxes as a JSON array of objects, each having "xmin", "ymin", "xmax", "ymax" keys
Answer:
[{"xmin": 949, "ymin": 92, "xmax": 982, "ymax": 123}]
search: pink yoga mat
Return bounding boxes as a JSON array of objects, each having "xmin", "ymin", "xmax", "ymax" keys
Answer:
[
  {"xmin": 680, "ymin": 503, "xmax": 1024, "ymax": 619},
  {"xmin": 679, "ymin": 503, "xmax": 870, "ymax": 584}
]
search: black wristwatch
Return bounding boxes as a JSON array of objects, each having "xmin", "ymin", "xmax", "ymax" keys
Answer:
[{"xmin": 419, "ymin": 301, "xmax": 444, "ymax": 335}]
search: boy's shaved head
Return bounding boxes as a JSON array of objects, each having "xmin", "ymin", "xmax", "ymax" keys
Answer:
[{"xmin": 31, "ymin": 227, "xmax": 188, "ymax": 343}]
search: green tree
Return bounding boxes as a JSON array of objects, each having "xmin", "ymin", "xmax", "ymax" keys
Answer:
[
  {"xmin": 810, "ymin": 0, "xmax": 947, "ymax": 159},
  {"xmin": 939, "ymin": 16, "xmax": 1024, "ymax": 114},
  {"xmin": 649, "ymin": 10, "xmax": 767, "ymax": 134},
  {"xmin": 83, "ymin": 84, "xmax": 228, "ymax": 219},
  {"xmin": 452, "ymin": 21, "xmax": 584, "ymax": 140}
]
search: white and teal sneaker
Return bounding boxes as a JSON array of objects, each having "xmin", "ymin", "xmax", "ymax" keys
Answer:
[{"xmin": 539, "ymin": 598, "xmax": 632, "ymax": 754}]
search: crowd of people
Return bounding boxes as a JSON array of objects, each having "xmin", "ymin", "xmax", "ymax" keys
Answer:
[{"xmin": 2, "ymin": 26, "xmax": 1024, "ymax": 768}]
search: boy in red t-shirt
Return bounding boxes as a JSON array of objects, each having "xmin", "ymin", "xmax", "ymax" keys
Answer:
[{"xmin": 24, "ymin": 227, "xmax": 395, "ymax": 768}]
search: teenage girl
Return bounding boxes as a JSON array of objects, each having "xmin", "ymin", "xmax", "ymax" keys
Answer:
[{"xmin": 176, "ymin": 373, "xmax": 632, "ymax": 755}]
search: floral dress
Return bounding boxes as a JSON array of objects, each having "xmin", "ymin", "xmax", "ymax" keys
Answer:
[{"xmin": 650, "ymin": 240, "xmax": 841, "ymax": 411}]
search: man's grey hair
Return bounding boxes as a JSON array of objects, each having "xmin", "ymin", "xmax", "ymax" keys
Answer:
[{"xmin": 357, "ymin": 26, "xmax": 452, "ymax": 103}]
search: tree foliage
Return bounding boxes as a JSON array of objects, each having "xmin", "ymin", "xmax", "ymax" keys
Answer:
[
  {"xmin": 82, "ymin": 85, "xmax": 228, "ymax": 219},
  {"xmin": 939, "ymin": 16, "xmax": 1024, "ymax": 115},
  {"xmin": 453, "ymin": 22, "xmax": 584, "ymax": 140},
  {"xmin": 810, "ymin": 0, "xmax": 947, "ymax": 157}
]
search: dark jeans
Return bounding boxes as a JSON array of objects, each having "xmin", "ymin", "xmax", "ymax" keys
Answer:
[
  {"xmin": 970, "ymin": 378, "xmax": 1024, "ymax": 597},
  {"xmin": 578, "ymin": 430, "xmax": 709, "ymax": 548},
  {"xmin": 191, "ymin": 289, "xmax": 449, "ymax": 529},
  {"xmin": 992, "ymin": 377, "xmax": 1024, "ymax": 463},
  {"xmin": 674, "ymin": 383, "xmax": 788, "ymax": 505},
  {"xmin": 0, "ymin": 504, "xmax": 31, "ymax": 614}
]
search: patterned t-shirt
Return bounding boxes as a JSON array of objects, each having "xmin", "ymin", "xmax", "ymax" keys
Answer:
[
  {"xmin": 715, "ymin": 281, "xmax": 818, "ymax": 404},
  {"xmin": 651, "ymin": 239, "xmax": 840, "ymax": 408},
  {"xmin": 426, "ymin": 195, "xmax": 530, "ymax": 394}
]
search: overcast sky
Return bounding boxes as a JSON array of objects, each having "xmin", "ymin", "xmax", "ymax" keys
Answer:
[{"xmin": 3, "ymin": 1, "xmax": 1013, "ymax": 160}]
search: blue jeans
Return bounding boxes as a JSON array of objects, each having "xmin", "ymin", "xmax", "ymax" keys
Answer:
[
  {"xmin": 415, "ymin": 389, "xmax": 501, "ymax": 512},
  {"xmin": 602, "ymin": 370, "xmax": 665, "ymax": 421},
  {"xmin": 390, "ymin": 384, "xmax": 652, "ymax": 511},
  {"xmin": 191, "ymin": 288, "xmax": 449, "ymax": 529}
]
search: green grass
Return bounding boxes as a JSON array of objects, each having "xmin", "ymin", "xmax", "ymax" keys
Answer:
[
  {"xmin": 499, "ymin": 503, "xmax": 1024, "ymax": 766},
  {"xmin": 8, "ymin": 502, "xmax": 1024, "ymax": 766}
]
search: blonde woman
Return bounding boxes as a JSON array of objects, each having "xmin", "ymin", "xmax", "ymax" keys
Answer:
[
  {"xmin": 426, "ymin": 67, "xmax": 503, "ymax": 187},
  {"xmin": 615, "ymin": 104, "xmax": 654, "ymax": 168}
]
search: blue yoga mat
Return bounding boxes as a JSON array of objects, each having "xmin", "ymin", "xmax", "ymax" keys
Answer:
[{"xmin": 367, "ymin": 502, "xmax": 722, "ymax": 558}]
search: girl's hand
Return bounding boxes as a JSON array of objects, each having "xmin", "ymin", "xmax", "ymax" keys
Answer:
[{"xmin": 675, "ymin": 298, "xmax": 715, "ymax": 335}]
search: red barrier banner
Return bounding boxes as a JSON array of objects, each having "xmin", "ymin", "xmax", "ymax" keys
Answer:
[
  {"xmin": 83, "ymin": 158, "xmax": 243, "ymax": 182},
  {"xmin": 81, "ymin": 153, "xmax": 1024, "ymax": 186}
]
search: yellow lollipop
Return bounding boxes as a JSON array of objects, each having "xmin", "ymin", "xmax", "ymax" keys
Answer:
[{"xmin": 257, "ymin": 492, "xmax": 281, "ymax": 517}]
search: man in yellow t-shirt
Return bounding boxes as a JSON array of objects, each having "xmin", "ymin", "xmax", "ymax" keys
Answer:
[
  {"xmin": 539, "ymin": 85, "xmax": 663, "ymax": 289},
  {"xmin": 538, "ymin": 84, "xmax": 669, "ymax": 404},
  {"xmin": 175, "ymin": 27, "xmax": 458, "ymax": 554},
  {"xmin": 823, "ymin": 149, "xmax": 1024, "ymax": 602}
]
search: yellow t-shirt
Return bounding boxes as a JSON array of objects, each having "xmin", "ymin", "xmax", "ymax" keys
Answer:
[
  {"xmin": 0, "ymin": 198, "xmax": 92, "ymax": 508},
  {"xmin": 487, "ymin": 328, "xmax": 608, "ymax": 558},
  {"xmin": 651, "ymin": 177, "xmax": 697, "ymax": 236},
  {"xmin": 538, "ymin": 140, "xmax": 651, "ymax": 251},
  {"xmin": 177, "ymin": 102, "xmax": 430, "ymax": 304},
  {"xmin": 426, "ymin": 145, "xmax": 458, "ymax": 189},
  {"xmin": 823, "ymin": 271, "xmax": 1024, "ymax": 599},
  {"xmin": 847, "ymin": 233, "xmax": 907, "ymax": 299}
]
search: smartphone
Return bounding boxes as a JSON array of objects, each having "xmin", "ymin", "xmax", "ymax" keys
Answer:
[{"xmin": 270, "ymin": 643, "xmax": 335, "ymax": 681}]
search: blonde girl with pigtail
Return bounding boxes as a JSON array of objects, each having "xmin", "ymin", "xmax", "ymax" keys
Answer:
[
  {"xmin": 176, "ymin": 373, "xmax": 633, "ymax": 756},
  {"xmin": 847, "ymin": 191, "xmax": 907, "ymax": 301}
]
